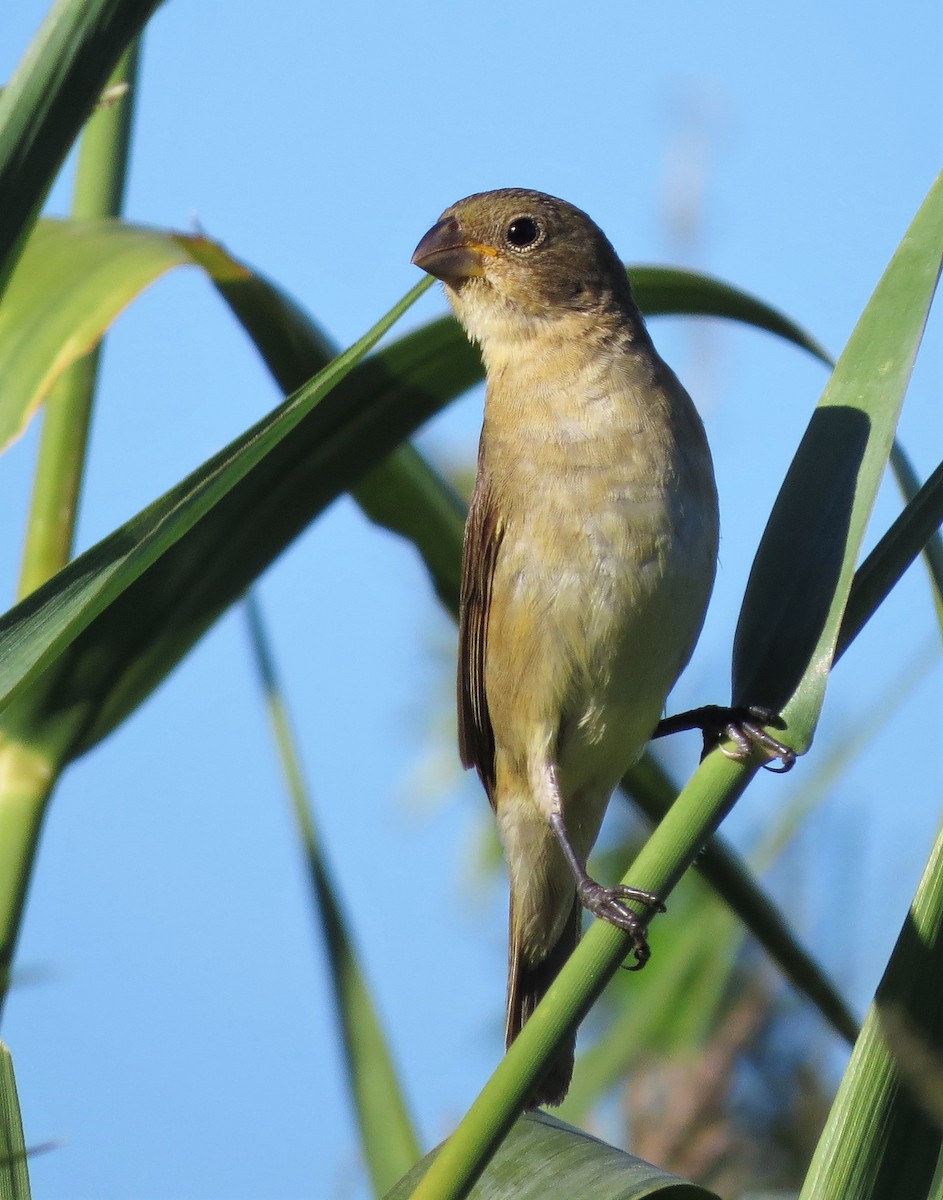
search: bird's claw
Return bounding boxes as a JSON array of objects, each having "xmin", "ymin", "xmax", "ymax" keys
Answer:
[
  {"xmin": 714, "ymin": 705, "xmax": 797, "ymax": 772},
  {"xmin": 576, "ymin": 880, "xmax": 665, "ymax": 970},
  {"xmin": 655, "ymin": 703, "xmax": 796, "ymax": 771}
]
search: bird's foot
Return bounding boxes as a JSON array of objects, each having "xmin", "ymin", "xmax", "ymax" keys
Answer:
[
  {"xmin": 576, "ymin": 879, "xmax": 666, "ymax": 970},
  {"xmin": 654, "ymin": 703, "xmax": 796, "ymax": 772}
]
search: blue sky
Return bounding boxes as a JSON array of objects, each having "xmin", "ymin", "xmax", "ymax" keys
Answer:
[{"xmin": 1, "ymin": 1, "xmax": 940, "ymax": 1196}]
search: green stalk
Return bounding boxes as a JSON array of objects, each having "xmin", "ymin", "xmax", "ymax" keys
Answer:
[
  {"xmin": 0, "ymin": 46, "xmax": 139, "ymax": 1014},
  {"xmin": 17, "ymin": 44, "xmax": 139, "ymax": 599},
  {"xmin": 0, "ymin": 739, "xmax": 54, "ymax": 1003},
  {"xmin": 623, "ymin": 754, "xmax": 859, "ymax": 1045},
  {"xmin": 405, "ymin": 752, "xmax": 755, "ymax": 1200}
]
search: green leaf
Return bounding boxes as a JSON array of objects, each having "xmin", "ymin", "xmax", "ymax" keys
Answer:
[
  {"xmin": 0, "ymin": 218, "xmax": 189, "ymax": 452},
  {"xmin": 837, "ymin": 457, "xmax": 943, "ymax": 661},
  {"xmin": 0, "ymin": 272, "xmax": 434, "ymax": 733},
  {"xmin": 0, "ymin": 0, "xmax": 161, "ymax": 295},
  {"xmin": 798, "ymin": 824, "xmax": 943, "ymax": 1200},
  {"xmin": 355, "ymin": 446, "xmax": 466, "ymax": 616},
  {"xmin": 629, "ymin": 265, "xmax": 831, "ymax": 366},
  {"xmin": 385, "ymin": 1111, "xmax": 716, "ymax": 1200},
  {"xmin": 0, "ymin": 1042, "xmax": 30, "ymax": 1200},
  {"xmin": 733, "ymin": 170, "xmax": 943, "ymax": 748},
  {"xmin": 245, "ymin": 597, "xmax": 420, "ymax": 1195},
  {"xmin": 887, "ymin": 442, "xmax": 943, "ymax": 642}
]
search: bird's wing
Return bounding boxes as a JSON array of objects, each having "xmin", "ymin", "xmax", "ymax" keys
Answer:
[{"xmin": 458, "ymin": 482, "xmax": 503, "ymax": 809}]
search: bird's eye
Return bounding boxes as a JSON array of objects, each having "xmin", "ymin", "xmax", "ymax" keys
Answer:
[{"xmin": 505, "ymin": 216, "xmax": 541, "ymax": 249}]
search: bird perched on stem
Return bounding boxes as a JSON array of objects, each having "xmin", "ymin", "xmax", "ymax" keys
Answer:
[{"xmin": 412, "ymin": 188, "xmax": 785, "ymax": 1108}]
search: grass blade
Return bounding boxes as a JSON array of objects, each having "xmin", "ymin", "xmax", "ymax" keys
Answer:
[
  {"xmin": 837, "ymin": 458, "xmax": 943, "ymax": 661},
  {"xmin": 0, "ymin": 1043, "xmax": 29, "ymax": 1200},
  {"xmin": 798, "ymin": 824, "xmax": 943, "ymax": 1200},
  {"xmin": 630, "ymin": 265, "xmax": 831, "ymax": 365},
  {"xmin": 244, "ymin": 597, "xmax": 421, "ymax": 1196},
  {"xmin": 888, "ymin": 442, "xmax": 943, "ymax": 640},
  {"xmin": 0, "ymin": 278, "xmax": 430, "ymax": 718}
]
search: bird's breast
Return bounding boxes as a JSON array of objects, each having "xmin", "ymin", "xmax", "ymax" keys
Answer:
[{"xmin": 479, "ymin": 352, "xmax": 718, "ymax": 807}]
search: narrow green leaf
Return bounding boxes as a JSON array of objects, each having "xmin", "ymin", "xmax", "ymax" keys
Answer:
[
  {"xmin": 629, "ymin": 265, "xmax": 831, "ymax": 366},
  {"xmin": 0, "ymin": 0, "xmax": 161, "ymax": 295},
  {"xmin": 836, "ymin": 458, "xmax": 943, "ymax": 661},
  {"xmin": 0, "ymin": 1042, "xmax": 30, "ymax": 1200},
  {"xmin": 0, "ymin": 219, "xmax": 478, "ymax": 767},
  {"xmin": 733, "ymin": 170, "xmax": 943, "ymax": 748},
  {"xmin": 354, "ymin": 447, "xmax": 466, "ymax": 616},
  {"xmin": 245, "ymin": 597, "xmax": 420, "ymax": 1195},
  {"xmin": 386, "ymin": 1111, "xmax": 716, "ymax": 1200},
  {"xmin": 0, "ymin": 276, "xmax": 431, "ymax": 723},
  {"xmin": 798, "ymin": 825, "xmax": 943, "ymax": 1200},
  {"xmin": 888, "ymin": 442, "xmax": 943, "ymax": 640}
]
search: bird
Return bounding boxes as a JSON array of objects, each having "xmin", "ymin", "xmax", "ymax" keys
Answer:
[{"xmin": 412, "ymin": 188, "xmax": 730, "ymax": 1107}]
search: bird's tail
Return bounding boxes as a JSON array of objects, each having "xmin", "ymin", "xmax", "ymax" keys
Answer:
[{"xmin": 505, "ymin": 891, "xmax": 581, "ymax": 1108}]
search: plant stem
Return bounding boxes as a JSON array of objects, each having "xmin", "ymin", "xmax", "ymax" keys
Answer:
[
  {"xmin": 17, "ymin": 44, "xmax": 139, "ymax": 599},
  {"xmin": 1, "ymin": 45, "xmax": 139, "ymax": 1017},
  {"xmin": 406, "ymin": 751, "xmax": 755, "ymax": 1200},
  {"xmin": 0, "ymin": 739, "xmax": 54, "ymax": 1006}
]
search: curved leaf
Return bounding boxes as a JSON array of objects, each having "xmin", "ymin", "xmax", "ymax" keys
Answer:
[
  {"xmin": 630, "ymin": 264, "xmax": 831, "ymax": 365},
  {"xmin": 0, "ymin": 219, "xmax": 189, "ymax": 451},
  {"xmin": 386, "ymin": 1111, "xmax": 716, "ymax": 1200},
  {"xmin": 733, "ymin": 169, "xmax": 943, "ymax": 749}
]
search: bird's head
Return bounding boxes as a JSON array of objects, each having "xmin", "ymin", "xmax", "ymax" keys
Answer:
[{"xmin": 411, "ymin": 188, "xmax": 634, "ymax": 347}]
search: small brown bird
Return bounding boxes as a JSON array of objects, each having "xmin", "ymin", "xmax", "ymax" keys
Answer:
[{"xmin": 412, "ymin": 189, "xmax": 721, "ymax": 1106}]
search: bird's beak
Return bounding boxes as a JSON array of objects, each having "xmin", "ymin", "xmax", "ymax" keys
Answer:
[{"xmin": 411, "ymin": 217, "xmax": 495, "ymax": 283}]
